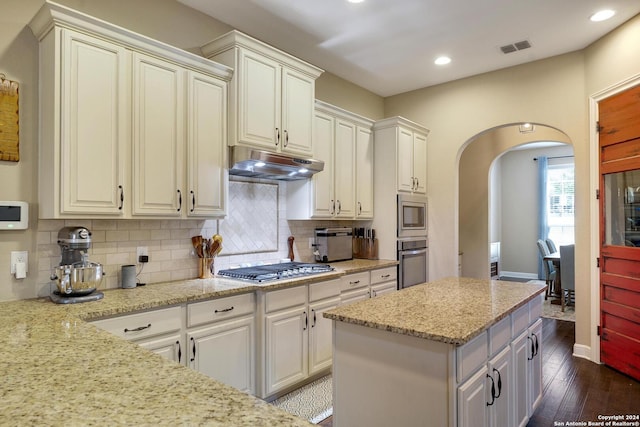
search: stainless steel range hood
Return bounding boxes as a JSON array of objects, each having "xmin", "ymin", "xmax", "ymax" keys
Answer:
[{"xmin": 228, "ymin": 146, "xmax": 324, "ymax": 181}]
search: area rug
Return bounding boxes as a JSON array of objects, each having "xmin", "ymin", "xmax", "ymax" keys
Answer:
[
  {"xmin": 527, "ymin": 280, "xmax": 575, "ymax": 322},
  {"xmin": 271, "ymin": 375, "xmax": 333, "ymax": 424}
]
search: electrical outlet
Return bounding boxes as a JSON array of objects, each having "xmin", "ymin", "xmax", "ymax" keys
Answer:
[
  {"xmin": 136, "ymin": 246, "xmax": 148, "ymax": 260},
  {"xmin": 10, "ymin": 251, "xmax": 28, "ymax": 274}
]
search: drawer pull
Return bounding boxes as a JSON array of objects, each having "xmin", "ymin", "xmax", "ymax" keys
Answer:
[
  {"xmin": 214, "ymin": 306, "xmax": 234, "ymax": 313},
  {"xmin": 124, "ymin": 323, "xmax": 151, "ymax": 333},
  {"xmin": 350, "ymin": 280, "xmax": 360, "ymax": 285},
  {"xmin": 381, "ymin": 274, "xmax": 391, "ymax": 279}
]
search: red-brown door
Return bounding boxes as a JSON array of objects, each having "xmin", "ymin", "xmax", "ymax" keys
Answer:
[{"xmin": 599, "ymin": 84, "xmax": 640, "ymax": 381}]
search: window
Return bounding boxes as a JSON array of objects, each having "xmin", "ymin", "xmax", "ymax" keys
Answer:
[{"xmin": 547, "ymin": 163, "xmax": 575, "ymax": 245}]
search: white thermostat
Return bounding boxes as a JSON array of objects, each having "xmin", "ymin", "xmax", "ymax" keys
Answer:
[{"xmin": 0, "ymin": 201, "xmax": 29, "ymax": 230}]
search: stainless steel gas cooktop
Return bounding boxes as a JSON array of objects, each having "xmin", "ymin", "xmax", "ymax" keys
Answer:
[{"xmin": 217, "ymin": 262, "xmax": 334, "ymax": 283}]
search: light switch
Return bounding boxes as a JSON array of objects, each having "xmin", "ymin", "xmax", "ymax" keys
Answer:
[{"xmin": 10, "ymin": 251, "xmax": 28, "ymax": 276}]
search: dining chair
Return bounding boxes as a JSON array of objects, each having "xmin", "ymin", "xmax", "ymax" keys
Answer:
[
  {"xmin": 559, "ymin": 244, "xmax": 575, "ymax": 312},
  {"xmin": 537, "ymin": 239, "xmax": 556, "ymax": 299},
  {"xmin": 545, "ymin": 238, "xmax": 557, "ymax": 254}
]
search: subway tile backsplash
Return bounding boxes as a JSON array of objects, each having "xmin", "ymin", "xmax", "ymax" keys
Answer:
[{"xmin": 37, "ymin": 180, "xmax": 364, "ymax": 297}]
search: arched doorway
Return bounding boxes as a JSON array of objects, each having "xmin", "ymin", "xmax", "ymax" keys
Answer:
[{"xmin": 458, "ymin": 123, "xmax": 573, "ymax": 279}]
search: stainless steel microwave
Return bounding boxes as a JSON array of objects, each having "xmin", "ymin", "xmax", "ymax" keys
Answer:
[{"xmin": 397, "ymin": 194, "xmax": 427, "ymax": 238}]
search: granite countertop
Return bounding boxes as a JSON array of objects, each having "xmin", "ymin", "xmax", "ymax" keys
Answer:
[
  {"xmin": 0, "ymin": 258, "xmax": 397, "ymax": 426},
  {"xmin": 324, "ymin": 276, "xmax": 546, "ymax": 346}
]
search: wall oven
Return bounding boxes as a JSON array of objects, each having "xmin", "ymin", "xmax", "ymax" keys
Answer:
[
  {"xmin": 398, "ymin": 238, "xmax": 428, "ymax": 289},
  {"xmin": 397, "ymin": 194, "xmax": 427, "ymax": 238}
]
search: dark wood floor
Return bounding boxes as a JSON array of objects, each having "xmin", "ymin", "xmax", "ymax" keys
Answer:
[{"xmin": 318, "ymin": 318, "xmax": 640, "ymax": 427}]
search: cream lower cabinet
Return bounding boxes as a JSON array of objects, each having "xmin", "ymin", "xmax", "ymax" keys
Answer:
[
  {"xmin": 91, "ymin": 306, "xmax": 185, "ymax": 364},
  {"xmin": 340, "ymin": 268, "xmax": 397, "ymax": 305},
  {"xmin": 512, "ymin": 318, "xmax": 543, "ymax": 427},
  {"xmin": 186, "ymin": 293, "xmax": 256, "ymax": 394},
  {"xmin": 260, "ymin": 279, "xmax": 340, "ymax": 398}
]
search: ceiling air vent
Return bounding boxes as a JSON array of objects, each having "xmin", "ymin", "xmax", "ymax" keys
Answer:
[{"xmin": 500, "ymin": 40, "xmax": 532, "ymax": 54}]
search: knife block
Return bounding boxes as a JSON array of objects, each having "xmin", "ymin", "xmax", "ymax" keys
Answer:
[{"xmin": 353, "ymin": 238, "xmax": 379, "ymax": 260}]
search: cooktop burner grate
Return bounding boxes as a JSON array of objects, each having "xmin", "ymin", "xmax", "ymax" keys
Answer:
[{"xmin": 217, "ymin": 262, "xmax": 334, "ymax": 283}]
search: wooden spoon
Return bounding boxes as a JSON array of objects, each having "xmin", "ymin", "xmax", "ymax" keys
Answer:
[{"xmin": 192, "ymin": 235, "xmax": 203, "ymax": 258}]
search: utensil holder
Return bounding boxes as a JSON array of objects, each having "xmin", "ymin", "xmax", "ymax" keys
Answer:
[
  {"xmin": 353, "ymin": 238, "xmax": 379, "ymax": 260},
  {"xmin": 199, "ymin": 257, "xmax": 214, "ymax": 279}
]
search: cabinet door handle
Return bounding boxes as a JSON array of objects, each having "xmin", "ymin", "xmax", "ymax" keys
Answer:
[
  {"xmin": 330, "ymin": 199, "xmax": 335, "ymax": 215},
  {"xmin": 177, "ymin": 189, "xmax": 182, "ymax": 212},
  {"xmin": 371, "ymin": 290, "xmax": 376, "ymax": 298},
  {"xmin": 275, "ymin": 128, "xmax": 280, "ymax": 146},
  {"xmin": 284, "ymin": 129, "xmax": 289, "ymax": 147},
  {"xmin": 214, "ymin": 306, "xmax": 234, "ymax": 313},
  {"xmin": 190, "ymin": 190, "xmax": 195, "ymax": 213},
  {"xmin": 532, "ymin": 333, "xmax": 540, "ymax": 357},
  {"xmin": 336, "ymin": 200, "xmax": 341, "ymax": 214},
  {"xmin": 527, "ymin": 335, "xmax": 535, "ymax": 360},
  {"xmin": 124, "ymin": 323, "xmax": 151, "ymax": 333},
  {"xmin": 493, "ymin": 368, "xmax": 502, "ymax": 398},
  {"xmin": 118, "ymin": 185, "xmax": 124, "ymax": 210},
  {"xmin": 303, "ymin": 311, "xmax": 308, "ymax": 330},
  {"xmin": 311, "ymin": 309, "xmax": 316, "ymax": 328},
  {"xmin": 190, "ymin": 337, "xmax": 196, "ymax": 362},
  {"xmin": 486, "ymin": 373, "xmax": 496, "ymax": 406},
  {"xmin": 358, "ymin": 201, "xmax": 362, "ymax": 214},
  {"xmin": 415, "ymin": 178, "xmax": 419, "ymax": 190},
  {"xmin": 176, "ymin": 340, "xmax": 182, "ymax": 363}
]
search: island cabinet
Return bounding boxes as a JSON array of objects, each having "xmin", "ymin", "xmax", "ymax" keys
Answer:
[
  {"xmin": 29, "ymin": 2, "xmax": 232, "ymax": 219},
  {"xmin": 201, "ymin": 30, "xmax": 323, "ymax": 157},
  {"xmin": 257, "ymin": 279, "xmax": 341, "ymax": 399},
  {"xmin": 325, "ymin": 278, "xmax": 544, "ymax": 427},
  {"xmin": 287, "ymin": 101, "xmax": 374, "ymax": 220}
]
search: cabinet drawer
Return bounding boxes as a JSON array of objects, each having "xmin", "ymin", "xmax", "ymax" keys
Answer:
[
  {"xmin": 456, "ymin": 331, "xmax": 488, "ymax": 384},
  {"xmin": 187, "ymin": 292, "xmax": 255, "ymax": 328},
  {"xmin": 340, "ymin": 287, "xmax": 370, "ymax": 306},
  {"xmin": 488, "ymin": 316, "xmax": 511, "ymax": 357},
  {"xmin": 340, "ymin": 272, "xmax": 370, "ymax": 292},
  {"xmin": 529, "ymin": 293, "xmax": 543, "ymax": 324},
  {"xmin": 92, "ymin": 306, "xmax": 182, "ymax": 341},
  {"xmin": 309, "ymin": 279, "xmax": 341, "ymax": 302},
  {"xmin": 511, "ymin": 304, "xmax": 529, "ymax": 337},
  {"xmin": 370, "ymin": 266, "xmax": 397, "ymax": 285},
  {"xmin": 265, "ymin": 285, "xmax": 307, "ymax": 313}
]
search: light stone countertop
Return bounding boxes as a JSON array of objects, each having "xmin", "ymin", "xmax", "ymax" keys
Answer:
[
  {"xmin": 0, "ymin": 258, "xmax": 397, "ymax": 426},
  {"xmin": 324, "ymin": 276, "xmax": 546, "ymax": 345}
]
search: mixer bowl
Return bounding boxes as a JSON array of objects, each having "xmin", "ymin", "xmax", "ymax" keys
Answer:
[{"xmin": 52, "ymin": 262, "xmax": 104, "ymax": 296}]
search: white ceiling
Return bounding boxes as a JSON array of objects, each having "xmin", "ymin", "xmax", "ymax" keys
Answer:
[{"xmin": 179, "ymin": 0, "xmax": 640, "ymax": 97}]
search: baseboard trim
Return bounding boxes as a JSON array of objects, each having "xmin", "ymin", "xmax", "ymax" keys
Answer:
[
  {"xmin": 573, "ymin": 344, "xmax": 593, "ymax": 361},
  {"xmin": 500, "ymin": 271, "xmax": 538, "ymax": 280}
]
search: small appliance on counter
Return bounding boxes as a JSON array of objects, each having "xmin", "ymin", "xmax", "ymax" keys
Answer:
[
  {"xmin": 217, "ymin": 262, "xmax": 334, "ymax": 283},
  {"xmin": 314, "ymin": 227, "xmax": 353, "ymax": 263},
  {"xmin": 50, "ymin": 226, "xmax": 105, "ymax": 304}
]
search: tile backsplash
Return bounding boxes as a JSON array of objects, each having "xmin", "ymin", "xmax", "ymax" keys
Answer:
[{"xmin": 35, "ymin": 179, "xmax": 365, "ymax": 298}]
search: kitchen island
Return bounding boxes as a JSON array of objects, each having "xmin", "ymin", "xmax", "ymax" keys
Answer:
[
  {"xmin": 324, "ymin": 277, "xmax": 546, "ymax": 427},
  {"xmin": 0, "ymin": 258, "xmax": 395, "ymax": 426}
]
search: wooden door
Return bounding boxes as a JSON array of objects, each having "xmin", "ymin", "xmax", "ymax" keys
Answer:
[{"xmin": 599, "ymin": 84, "xmax": 640, "ymax": 381}]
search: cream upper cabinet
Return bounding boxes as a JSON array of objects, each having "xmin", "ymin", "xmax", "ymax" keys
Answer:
[
  {"xmin": 37, "ymin": 28, "xmax": 130, "ymax": 218},
  {"xmin": 287, "ymin": 101, "xmax": 374, "ymax": 220},
  {"xmin": 29, "ymin": 2, "xmax": 232, "ymax": 219},
  {"xmin": 132, "ymin": 53, "xmax": 185, "ymax": 216},
  {"xmin": 355, "ymin": 126, "xmax": 374, "ymax": 219},
  {"xmin": 375, "ymin": 117, "xmax": 429, "ymax": 195},
  {"xmin": 186, "ymin": 70, "xmax": 228, "ymax": 217},
  {"xmin": 202, "ymin": 30, "xmax": 323, "ymax": 157}
]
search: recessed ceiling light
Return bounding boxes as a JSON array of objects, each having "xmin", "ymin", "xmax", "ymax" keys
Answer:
[
  {"xmin": 590, "ymin": 9, "xmax": 615, "ymax": 22},
  {"xmin": 435, "ymin": 56, "xmax": 451, "ymax": 65}
]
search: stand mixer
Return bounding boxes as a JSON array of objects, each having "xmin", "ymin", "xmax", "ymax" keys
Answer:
[{"xmin": 50, "ymin": 226, "xmax": 105, "ymax": 304}]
